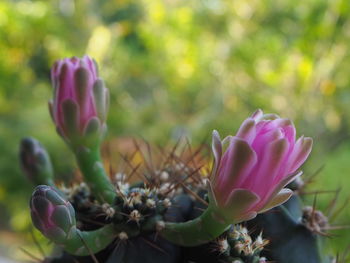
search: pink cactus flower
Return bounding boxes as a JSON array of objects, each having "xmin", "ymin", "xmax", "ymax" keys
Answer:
[
  {"xmin": 210, "ymin": 109, "xmax": 312, "ymax": 223},
  {"xmin": 49, "ymin": 56, "xmax": 109, "ymax": 143}
]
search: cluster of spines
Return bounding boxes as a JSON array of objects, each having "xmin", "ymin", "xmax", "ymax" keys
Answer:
[{"xmin": 209, "ymin": 226, "xmax": 269, "ymax": 263}]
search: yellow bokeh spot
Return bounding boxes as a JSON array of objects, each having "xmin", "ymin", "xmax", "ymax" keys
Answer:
[
  {"xmin": 11, "ymin": 210, "xmax": 31, "ymax": 232},
  {"xmin": 16, "ymin": 0, "xmax": 47, "ymax": 18},
  {"xmin": 176, "ymin": 7, "xmax": 192, "ymax": 26},
  {"xmin": 320, "ymin": 80, "xmax": 336, "ymax": 96},
  {"xmin": 148, "ymin": 1, "xmax": 165, "ymax": 23},
  {"xmin": 232, "ymin": 1, "xmax": 254, "ymax": 19},
  {"xmin": 297, "ymin": 57, "xmax": 313, "ymax": 82},
  {"xmin": 8, "ymin": 48, "xmax": 25, "ymax": 67},
  {"xmin": 177, "ymin": 58, "xmax": 194, "ymax": 79},
  {"xmin": 272, "ymin": 95, "xmax": 287, "ymax": 111},
  {"xmin": 324, "ymin": 109, "xmax": 340, "ymax": 132},
  {"xmin": 87, "ymin": 26, "xmax": 111, "ymax": 62},
  {"xmin": 0, "ymin": 3, "xmax": 9, "ymax": 26}
]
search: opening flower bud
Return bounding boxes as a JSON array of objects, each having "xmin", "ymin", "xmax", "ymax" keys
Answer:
[
  {"xmin": 210, "ymin": 109, "xmax": 313, "ymax": 223},
  {"xmin": 49, "ymin": 56, "xmax": 109, "ymax": 146}
]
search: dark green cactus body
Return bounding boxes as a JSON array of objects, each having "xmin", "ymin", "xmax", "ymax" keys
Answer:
[
  {"xmin": 247, "ymin": 195, "xmax": 329, "ymax": 263},
  {"xmin": 44, "ymin": 241, "xmax": 118, "ymax": 263},
  {"xmin": 106, "ymin": 234, "xmax": 181, "ymax": 263}
]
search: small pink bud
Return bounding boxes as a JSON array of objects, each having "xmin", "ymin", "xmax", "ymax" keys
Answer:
[
  {"xmin": 210, "ymin": 110, "xmax": 312, "ymax": 222},
  {"xmin": 19, "ymin": 137, "xmax": 53, "ymax": 185},
  {"xmin": 30, "ymin": 185, "xmax": 76, "ymax": 243},
  {"xmin": 49, "ymin": 56, "xmax": 109, "ymax": 145}
]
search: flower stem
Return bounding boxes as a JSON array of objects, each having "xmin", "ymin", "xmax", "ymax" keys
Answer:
[
  {"xmin": 63, "ymin": 223, "xmax": 141, "ymax": 256},
  {"xmin": 160, "ymin": 204, "xmax": 230, "ymax": 246},
  {"xmin": 75, "ymin": 146, "xmax": 115, "ymax": 204},
  {"xmin": 63, "ymin": 224, "xmax": 115, "ymax": 256}
]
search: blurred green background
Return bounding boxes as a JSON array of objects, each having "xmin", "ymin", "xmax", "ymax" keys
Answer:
[{"xmin": 0, "ymin": 0, "xmax": 350, "ymax": 261}]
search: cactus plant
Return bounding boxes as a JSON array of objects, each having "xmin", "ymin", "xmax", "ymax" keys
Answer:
[{"xmin": 19, "ymin": 56, "xmax": 342, "ymax": 263}]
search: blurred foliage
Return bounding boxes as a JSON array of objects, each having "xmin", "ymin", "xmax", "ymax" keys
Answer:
[{"xmin": 0, "ymin": 0, "xmax": 350, "ymax": 260}]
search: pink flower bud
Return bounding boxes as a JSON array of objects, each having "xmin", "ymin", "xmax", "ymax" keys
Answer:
[
  {"xmin": 19, "ymin": 137, "xmax": 53, "ymax": 185},
  {"xmin": 210, "ymin": 110, "xmax": 312, "ymax": 222},
  {"xmin": 30, "ymin": 185, "xmax": 76, "ymax": 243},
  {"xmin": 49, "ymin": 56, "xmax": 109, "ymax": 144}
]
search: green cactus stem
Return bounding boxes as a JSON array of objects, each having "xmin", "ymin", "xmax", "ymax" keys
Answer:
[
  {"xmin": 62, "ymin": 224, "xmax": 115, "ymax": 256},
  {"xmin": 75, "ymin": 146, "xmax": 115, "ymax": 204},
  {"xmin": 160, "ymin": 203, "xmax": 232, "ymax": 246},
  {"xmin": 42, "ymin": 222, "xmax": 140, "ymax": 256},
  {"xmin": 160, "ymin": 183, "xmax": 258, "ymax": 247},
  {"xmin": 62, "ymin": 223, "xmax": 142, "ymax": 256}
]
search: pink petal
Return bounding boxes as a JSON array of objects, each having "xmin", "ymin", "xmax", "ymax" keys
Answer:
[
  {"xmin": 262, "ymin": 118, "xmax": 288, "ymax": 132},
  {"xmin": 251, "ymin": 128, "xmax": 284, "ymax": 157},
  {"xmin": 236, "ymin": 118, "xmax": 256, "ymax": 145},
  {"xmin": 258, "ymin": 188, "xmax": 293, "ymax": 213},
  {"xmin": 255, "ymin": 171, "xmax": 302, "ymax": 211},
  {"xmin": 235, "ymin": 211, "xmax": 258, "ymax": 222},
  {"xmin": 261, "ymin": 113, "xmax": 280, "ymax": 120},
  {"xmin": 243, "ymin": 138, "xmax": 289, "ymax": 198},
  {"xmin": 251, "ymin": 109, "xmax": 263, "ymax": 120},
  {"xmin": 221, "ymin": 135, "xmax": 233, "ymax": 147},
  {"xmin": 83, "ymin": 55, "xmax": 98, "ymax": 79},
  {"xmin": 215, "ymin": 138, "xmax": 257, "ymax": 201},
  {"xmin": 211, "ymin": 130, "xmax": 222, "ymax": 182},
  {"xmin": 282, "ymin": 124, "xmax": 296, "ymax": 148},
  {"xmin": 254, "ymin": 120, "xmax": 270, "ymax": 135},
  {"xmin": 286, "ymin": 137, "xmax": 313, "ymax": 174}
]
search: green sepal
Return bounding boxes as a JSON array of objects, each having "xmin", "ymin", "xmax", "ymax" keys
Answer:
[
  {"xmin": 51, "ymin": 205, "xmax": 74, "ymax": 233},
  {"xmin": 32, "ymin": 196, "xmax": 51, "ymax": 217},
  {"xmin": 61, "ymin": 99, "xmax": 80, "ymax": 137},
  {"xmin": 92, "ymin": 58, "xmax": 99, "ymax": 75},
  {"xmin": 74, "ymin": 67, "xmax": 89, "ymax": 109},
  {"xmin": 221, "ymin": 188, "xmax": 260, "ymax": 223},
  {"xmin": 83, "ymin": 117, "xmax": 101, "ymax": 142},
  {"xmin": 46, "ymin": 227, "xmax": 67, "ymax": 243},
  {"xmin": 93, "ymin": 78, "xmax": 108, "ymax": 122},
  {"xmin": 57, "ymin": 63, "xmax": 68, "ymax": 97},
  {"xmin": 46, "ymin": 189, "xmax": 66, "ymax": 206}
]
